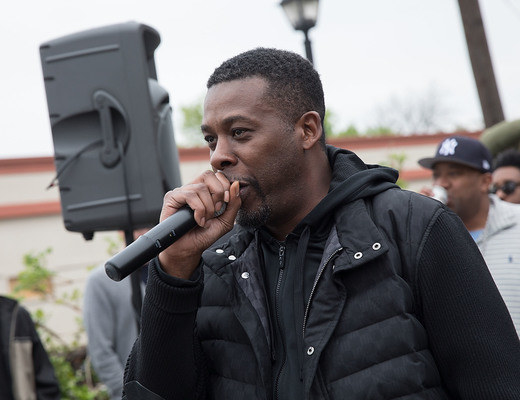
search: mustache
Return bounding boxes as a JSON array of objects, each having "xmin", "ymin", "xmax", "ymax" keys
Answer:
[
  {"xmin": 224, "ymin": 175, "xmax": 262, "ymax": 195},
  {"xmin": 223, "ymin": 175, "xmax": 253, "ymax": 187}
]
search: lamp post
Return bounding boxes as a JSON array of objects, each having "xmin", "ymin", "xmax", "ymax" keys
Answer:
[{"xmin": 280, "ymin": 0, "xmax": 319, "ymax": 65}]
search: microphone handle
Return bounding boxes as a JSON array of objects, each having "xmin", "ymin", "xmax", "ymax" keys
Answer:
[{"xmin": 105, "ymin": 207, "xmax": 197, "ymax": 281}]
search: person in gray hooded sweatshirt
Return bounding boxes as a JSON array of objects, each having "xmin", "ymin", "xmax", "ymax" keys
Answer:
[
  {"xmin": 84, "ymin": 228, "xmax": 150, "ymax": 400},
  {"xmin": 123, "ymin": 48, "xmax": 520, "ymax": 400}
]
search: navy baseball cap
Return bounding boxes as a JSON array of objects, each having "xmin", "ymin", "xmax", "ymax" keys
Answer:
[{"xmin": 418, "ymin": 135, "xmax": 493, "ymax": 173}]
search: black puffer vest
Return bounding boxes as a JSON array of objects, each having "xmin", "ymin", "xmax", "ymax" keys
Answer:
[{"xmin": 197, "ymin": 185, "xmax": 449, "ymax": 399}]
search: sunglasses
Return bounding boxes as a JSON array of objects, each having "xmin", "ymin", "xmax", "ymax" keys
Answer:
[{"xmin": 489, "ymin": 181, "xmax": 520, "ymax": 196}]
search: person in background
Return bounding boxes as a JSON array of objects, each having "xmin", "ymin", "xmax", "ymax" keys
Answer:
[
  {"xmin": 83, "ymin": 228, "xmax": 149, "ymax": 400},
  {"xmin": 491, "ymin": 148, "xmax": 520, "ymax": 204},
  {"xmin": 0, "ymin": 295, "xmax": 61, "ymax": 400},
  {"xmin": 419, "ymin": 135, "xmax": 520, "ymax": 335}
]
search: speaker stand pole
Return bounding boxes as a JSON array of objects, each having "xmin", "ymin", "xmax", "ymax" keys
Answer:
[{"xmin": 124, "ymin": 228, "xmax": 143, "ymax": 331}]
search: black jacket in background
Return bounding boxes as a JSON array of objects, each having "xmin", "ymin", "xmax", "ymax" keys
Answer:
[{"xmin": 0, "ymin": 296, "xmax": 61, "ymax": 400}]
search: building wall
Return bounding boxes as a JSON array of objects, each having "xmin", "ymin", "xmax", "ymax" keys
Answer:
[
  {"xmin": 0, "ymin": 151, "xmax": 211, "ymax": 339},
  {"xmin": 0, "ymin": 131, "xmax": 480, "ymax": 340}
]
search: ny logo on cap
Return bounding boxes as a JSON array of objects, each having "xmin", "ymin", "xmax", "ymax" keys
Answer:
[{"xmin": 439, "ymin": 138, "xmax": 458, "ymax": 156}]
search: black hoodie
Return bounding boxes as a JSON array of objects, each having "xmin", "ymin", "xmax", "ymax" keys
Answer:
[{"xmin": 258, "ymin": 146, "xmax": 398, "ymax": 400}]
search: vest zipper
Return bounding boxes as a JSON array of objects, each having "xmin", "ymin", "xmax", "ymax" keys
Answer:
[
  {"xmin": 274, "ymin": 244, "xmax": 286, "ymax": 400},
  {"xmin": 302, "ymin": 247, "xmax": 343, "ymax": 339}
]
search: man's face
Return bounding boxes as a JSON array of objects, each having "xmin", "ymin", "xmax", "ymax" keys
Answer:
[
  {"xmin": 201, "ymin": 77, "xmax": 305, "ymax": 229},
  {"xmin": 491, "ymin": 166, "xmax": 520, "ymax": 204},
  {"xmin": 432, "ymin": 162, "xmax": 490, "ymax": 220}
]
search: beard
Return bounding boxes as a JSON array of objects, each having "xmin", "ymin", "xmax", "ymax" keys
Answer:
[
  {"xmin": 235, "ymin": 177, "xmax": 272, "ymax": 229},
  {"xmin": 237, "ymin": 203, "xmax": 271, "ymax": 229}
]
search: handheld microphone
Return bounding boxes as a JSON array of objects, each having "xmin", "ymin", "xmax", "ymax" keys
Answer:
[{"xmin": 105, "ymin": 204, "xmax": 226, "ymax": 282}]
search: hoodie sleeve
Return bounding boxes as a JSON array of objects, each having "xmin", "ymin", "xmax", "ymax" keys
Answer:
[
  {"xmin": 416, "ymin": 209, "xmax": 520, "ymax": 399},
  {"xmin": 124, "ymin": 258, "xmax": 207, "ymax": 400}
]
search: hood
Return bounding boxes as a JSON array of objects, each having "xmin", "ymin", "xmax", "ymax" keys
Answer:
[{"xmin": 293, "ymin": 145, "xmax": 399, "ymax": 234}]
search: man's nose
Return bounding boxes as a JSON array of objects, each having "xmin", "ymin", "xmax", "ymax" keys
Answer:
[
  {"xmin": 210, "ymin": 138, "xmax": 237, "ymax": 171},
  {"xmin": 433, "ymin": 176, "xmax": 448, "ymax": 188},
  {"xmin": 496, "ymin": 188, "xmax": 508, "ymax": 200}
]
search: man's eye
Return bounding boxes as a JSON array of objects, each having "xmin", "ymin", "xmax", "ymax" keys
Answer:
[
  {"xmin": 232, "ymin": 128, "xmax": 246, "ymax": 137},
  {"xmin": 204, "ymin": 135, "xmax": 216, "ymax": 144}
]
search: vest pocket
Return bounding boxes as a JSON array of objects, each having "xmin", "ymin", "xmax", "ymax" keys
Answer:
[{"xmin": 311, "ymin": 368, "xmax": 331, "ymax": 400}]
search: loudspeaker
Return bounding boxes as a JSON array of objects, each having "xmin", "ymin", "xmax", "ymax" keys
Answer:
[{"xmin": 40, "ymin": 22, "xmax": 181, "ymax": 239}]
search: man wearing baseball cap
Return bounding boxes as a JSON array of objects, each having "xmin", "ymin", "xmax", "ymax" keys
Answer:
[{"xmin": 419, "ymin": 135, "xmax": 520, "ymax": 335}]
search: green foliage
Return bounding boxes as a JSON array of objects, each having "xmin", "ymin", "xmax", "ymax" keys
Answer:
[
  {"xmin": 323, "ymin": 109, "xmax": 336, "ymax": 138},
  {"xmin": 49, "ymin": 349, "xmax": 109, "ymax": 400},
  {"xmin": 12, "ymin": 249, "xmax": 109, "ymax": 400},
  {"xmin": 364, "ymin": 126, "xmax": 396, "ymax": 137},
  {"xmin": 336, "ymin": 124, "xmax": 361, "ymax": 138},
  {"xmin": 324, "ymin": 108, "xmax": 397, "ymax": 138},
  {"xmin": 14, "ymin": 248, "xmax": 54, "ymax": 295},
  {"xmin": 379, "ymin": 152, "xmax": 409, "ymax": 189},
  {"xmin": 104, "ymin": 235, "xmax": 123, "ymax": 258},
  {"xmin": 329, "ymin": 123, "xmax": 397, "ymax": 138},
  {"xmin": 179, "ymin": 99, "xmax": 206, "ymax": 147},
  {"xmin": 181, "ymin": 101, "xmax": 203, "ymax": 131}
]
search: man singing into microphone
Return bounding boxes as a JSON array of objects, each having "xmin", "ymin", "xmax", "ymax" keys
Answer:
[{"xmin": 123, "ymin": 48, "xmax": 520, "ymax": 399}]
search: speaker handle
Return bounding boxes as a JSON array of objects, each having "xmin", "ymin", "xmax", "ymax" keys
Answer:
[{"xmin": 93, "ymin": 90, "xmax": 128, "ymax": 168}]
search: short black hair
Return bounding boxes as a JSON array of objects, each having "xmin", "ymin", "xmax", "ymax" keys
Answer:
[
  {"xmin": 207, "ymin": 48, "xmax": 326, "ymax": 146},
  {"xmin": 494, "ymin": 148, "xmax": 520, "ymax": 170}
]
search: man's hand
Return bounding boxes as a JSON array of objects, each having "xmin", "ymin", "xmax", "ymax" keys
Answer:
[
  {"xmin": 419, "ymin": 186, "xmax": 434, "ymax": 198},
  {"xmin": 158, "ymin": 171, "xmax": 241, "ymax": 279}
]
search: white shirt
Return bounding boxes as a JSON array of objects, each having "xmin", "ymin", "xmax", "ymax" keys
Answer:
[{"xmin": 476, "ymin": 195, "xmax": 520, "ymax": 336}]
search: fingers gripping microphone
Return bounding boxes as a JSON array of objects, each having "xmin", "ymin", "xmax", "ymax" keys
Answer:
[{"xmin": 105, "ymin": 205, "xmax": 226, "ymax": 282}]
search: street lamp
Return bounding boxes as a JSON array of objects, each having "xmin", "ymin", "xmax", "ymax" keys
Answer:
[{"xmin": 280, "ymin": 0, "xmax": 319, "ymax": 65}]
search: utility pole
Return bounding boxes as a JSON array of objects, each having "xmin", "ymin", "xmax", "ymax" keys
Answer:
[{"xmin": 457, "ymin": 0, "xmax": 505, "ymax": 128}]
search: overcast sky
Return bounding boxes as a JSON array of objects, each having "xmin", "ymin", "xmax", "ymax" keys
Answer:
[{"xmin": 1, "ymin": 0, "xmax": 519, "ymax": 158}]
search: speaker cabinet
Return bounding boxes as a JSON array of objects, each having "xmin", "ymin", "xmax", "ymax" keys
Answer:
[{"xmin": 40, "ymin": 22, "xmax": 181, "ymax": 238}]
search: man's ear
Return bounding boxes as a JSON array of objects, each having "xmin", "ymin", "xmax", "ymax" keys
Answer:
[
  {"xmin": 481, "ymin": 172, "xmax": 493, "ymax": 193},
  {"xmin": 297, "ymin": 111, "xmax": 323, "ymax": 150}
]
